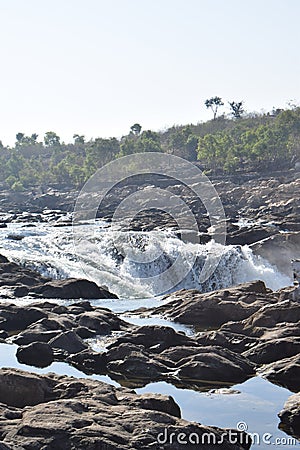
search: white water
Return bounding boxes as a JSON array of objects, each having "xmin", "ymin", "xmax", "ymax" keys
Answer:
[{"xmin": 0, "ymin": 222, "xmax": 292, "ymax": 298}]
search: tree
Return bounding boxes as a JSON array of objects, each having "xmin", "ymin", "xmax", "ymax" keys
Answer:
[
  {"xmin": 44, "ymin": 131, "xmax": 60, "ymax": 147},
  {"xmin": 229, "ymin": 101, "xmax": 244, "ymax": 119},
  {"xmin": 16, "ymin": 133, "xmax": 25, "ymax": 143},
  {"xmin": 205, "ymin": 97, "xmax": 224, "ymax": 120},
  {"xmin": 73, "ymin": 134, "xmax": 85, "ymax": 144},
  {"xmin": 15, "ymin": 133, "xmax": 38, "ymax": 146},
  {"xmin": 130, "ymin": 123, "xmax": 142, "ymax": 135}
]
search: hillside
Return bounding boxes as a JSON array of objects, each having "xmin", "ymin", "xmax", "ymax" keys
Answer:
[{"xmin": 1, "ymin": 106, "xmax": 300, "ymax": 191}]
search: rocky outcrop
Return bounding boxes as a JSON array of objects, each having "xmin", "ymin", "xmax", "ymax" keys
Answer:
[
  {"xmin": 0, "ymin": 255, "xmax": 117, "ymax": 299},
  {"xmin": 103, "ymin": 325, "xmax": 255, "ymax": 387},
  {"xmin": 144, "ymin": 281, "xmax": 274, "ymax": 328},
  {"xmin": 16, "ymin": 342, "xmax": 54, "ymax": 368},
  {"xmin": 278, "ymin": 392, "xmax": 300, "ymax": 440},
  {"xmin": 0, "ymin": 368, "xmax": 251, "ymax": 450},
  {"xmin": 260, "ymin": 354, "xmax": 300, "ymax": 392},
  {"xmin": 31, "ymin": 278, "xmax": 118, "ymax": 299},
  {"xmin": 0, "ymin": 172, "xmax": 299, "ymax": 247}
]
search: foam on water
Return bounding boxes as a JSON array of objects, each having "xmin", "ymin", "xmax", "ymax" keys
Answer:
[{"xmin": 0, "ymin": 223, "xmax": 292, "ymax": 298}]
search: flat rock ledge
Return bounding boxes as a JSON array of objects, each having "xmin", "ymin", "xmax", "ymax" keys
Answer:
[{"xmin": 0, "ymin": 368, "xmax": 251, "ymax": 450}]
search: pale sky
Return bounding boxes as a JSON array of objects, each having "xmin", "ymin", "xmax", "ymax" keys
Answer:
[{"xmin": 0, "ymin": 0, "xmax": 299, "ymax": 146}]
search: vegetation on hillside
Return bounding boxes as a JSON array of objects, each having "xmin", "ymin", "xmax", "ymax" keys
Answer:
[{"xmin": 0, "ymin": 103, "xmax": 299, "ymax": 190}]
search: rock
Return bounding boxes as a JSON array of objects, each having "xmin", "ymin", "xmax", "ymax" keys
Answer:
[
  {"xmin": 0, "ymin": 255, "xmax": 9, "ymax": 263},
  {"xmin": 176, "ymin": 346, "xmax": 254, "ymax": 384},
  {"xmin": 107, "ymin": 343, "xmax": 171, "ymax": 382},
  {"xmin": 31, "ymin": 278, "xmax": 118, "ymax": 299},
  {"xmin": 0, "ymin": 368, "xmax": 251, "ymax": 450},
  {"xmin": 278, "ymin": 392, "xmax": 300, "ymax": 439},
  {"xmin": 7, "ymin": 234, "xmax": 24, "ymax": 241},
  {"xmin": 107, "ymin": 325, "xmax": 194, "ymax": 352},
  {"xmin": 48, "ymin": 330, "xmax": 88, "ymax": 354},
  {"xmin": 196, "ymin": 330, "xmax": 257, "ymax": 353},
  {"xmin": 77, "ymin": 309, "xmax": 127, "ymax": 334},
  {"xmin": 16, "ymin": 342, "xmax": 54, "ymax": 368},
  {"xmin": 0, "ymin": 369, "xmax": 54, "ymax": 407},
  {"xmin": 226, "ymin": 225, "xmax": 277, "ymax": 245},
  {"xmin": 146, "ymin": 281, "xmax": 271, "ymax": 328},
  {"xmin": 261, "ymin": 353, "xmax": 300, "ymax": 392},
  {"xmin": 251, "ymin": 231, "xmax": 300, "ymax": 278},
  {"xmin": 74, "ymin": 326, "xmax": 96, "ymax": 338},
  {"xmin": 0, "ymin": 305, "xmax": 47, "ymax": 332},
  {"xmin": 13, "ymin": 328, "xmax": 59, "ymax": 345},
  {"xmin": 242, "ymin": 337, "xmax": 300, "ymax": 364},
  {"xmin": 67, "ymin": 349, "xmax": 107, "ymax": 374},
  {"xmin": 222, "ymin": 300, "xmax": 300, "ymax": 337}
]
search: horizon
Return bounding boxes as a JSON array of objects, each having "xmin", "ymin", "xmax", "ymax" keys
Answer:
[{"xmin": 1, "ymin": 0, "xmax": 300, "ymax": 146}]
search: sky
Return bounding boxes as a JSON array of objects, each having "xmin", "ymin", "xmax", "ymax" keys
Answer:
[{"xmin": 0, "ymin": 0, "xmax": 300, "ymax": 146}]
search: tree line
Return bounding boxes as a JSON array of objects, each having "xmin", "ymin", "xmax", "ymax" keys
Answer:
[{"xmin": 0, "ymin": 102, "xmax": 299, "ymax": 191}]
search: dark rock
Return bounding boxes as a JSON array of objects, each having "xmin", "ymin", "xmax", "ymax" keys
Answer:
[
  {"xmin": 74, "ymin": 326, "xmax": 96, "ymax": 338},
  {"xmin": 16, "ymin": 342, "xmax": 54, "ymax": 368},
  {"xmin": 107, "ymin": 325, "xmax": 194, "ymax": 353},
  {"xmin": 31, "ymin": 278, "xmax": 118, "ymax": 299},
  {"xmin": 0, "ymin": 368, "xmax": 251, "ymax": 450},
  {"xmin": 13, "ymin": 329, "xmax": 60, "ymax": 345},
  {"xmin": 13, "ymin": 286, "xmax": 29, "ymax": 297},
  {"xmin": 176, "ymin": 346, "xmax": 255, "ymax": 384},
  {"xmin": 222, "ymin": 300, "xmax": 300, "ymax": 337},
  {"xmin": 0, "ymin": 305, "xmax": 46, "ymax": 332},
  {"xmin": 242, "ymin": 337, "xmax": 300, "ymax": 365},
  {"xmin": 0, "ymin": 330, "xmax": 8, "ymax": 339},
  {"xmin": 0, "ymin": 255, "xmax": 9, "ymax": 263},
  {"xmin": 261, "ymin": 354, "xmax": 300, "ymax": 392},
  {"xmin": 278, "ymin": 392, "xmax": 300, "ymax": 440},
  {"xmin": 146, "ymin": 281, "xmax": 271, "ymax": 328},
  {"xmin": 226, "ymin": 225, "xmax": 277, "ymax": 245},
  {"xmin": 0, "ymin": 369, "xmax": 54, "ymax": 407},
  {"xmin": 77, "ymin": 309, "xmax": 128, "ymax": 334},
  {"xmin": 7, "ymin": 234, "xmax": 24, "ymax": 241},
  {"xmin": 196, "ymin": 330, "xmax": 257, "ymax": 353},
  {"xmin": 48, "ymin": 330, "xmax": 88, "ymax": 354},
  {"xmin": 67, "ymin": 349, "xmax": 107, "ymax": 374}
]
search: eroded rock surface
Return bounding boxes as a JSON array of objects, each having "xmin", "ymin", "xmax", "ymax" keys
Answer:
[{"xmin": 0, "ymin": 368, "xmax": 251, "ymax": 450}]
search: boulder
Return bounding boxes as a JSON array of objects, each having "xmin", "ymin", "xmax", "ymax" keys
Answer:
[
  {"xmin": 31, "ymin": 278, "xmax": 118, "ymax": 299},
  {"xmin": 176, "ymin": 346, "xmax": 255, "ymax": 384},
  {"xmin": 0, "ymin": 369, "xmax": 54, "ymax": 407},
  {"xmin": 16, "ymin": 342, "xmax": 54, "ymax": 368},
  {"xmin": 261, "ymin": 354, "xmax": 300, "ymax": 392},
  {"xmin": 107, "ymin": 325, "xmax": 194, "ymax": 352},
  {"xmin": 222, "ymin": 300, "xmax": 300, "ymax": 337},
  {"xmin": 278, "ymin": 392, "xmax": 300, "ymax": 439},
  {"xmin": 48, "ymin": 330, "xmax": 88, "ymax": 354},
  {"xmin": 242, "ymin": 337, "xmax": 300, "ymax": 365},
  {"xmin": 0, "ymin": 305, "xmax": 46, "ymax": 332},
  {"xmin": 146, "ymin": 281, "xmax": 271, "ymax": 328},
  {"xmin": 77, "ymin": 309, "xmax": 127, "ymax": 334}
]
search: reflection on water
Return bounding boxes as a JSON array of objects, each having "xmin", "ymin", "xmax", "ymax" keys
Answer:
[
  {"xmin": 137, "ymin": 378, "xmax": 295, "ymax": 450},
  {"xmin": 0, "ymin": 345, "xmax": 297, "ymax": 449},
  {"xmin": 0, "ymin": 342, "xmax": 118, "ymax": 386}
]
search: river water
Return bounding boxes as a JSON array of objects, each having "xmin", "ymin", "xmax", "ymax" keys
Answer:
[{"xmin": 0, "ymin": 222, "xmax": 296, "ymax": 449}]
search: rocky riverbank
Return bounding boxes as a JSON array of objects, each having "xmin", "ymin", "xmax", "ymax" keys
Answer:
[
  {"xmin": 0, "ymin": 368, "xmax": 252, "ymax": 450},
  {"xmin": 0, "ymin": 169, "xmax": 299, "ymax": 447},
  {"xmin": 0, "ymin": 250, "xmax": 300, "ymax": 446},
  {"xmin": 0, "ymin": 170, "xmax": 299, "ymax": 246}
]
